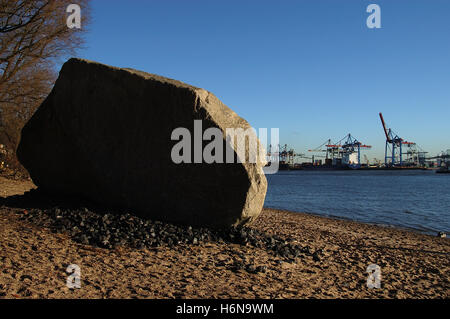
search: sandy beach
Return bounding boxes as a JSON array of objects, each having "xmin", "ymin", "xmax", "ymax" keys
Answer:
[{"xmin": 0, "ymin": 176, "xmax": 448, "ymax": 299}]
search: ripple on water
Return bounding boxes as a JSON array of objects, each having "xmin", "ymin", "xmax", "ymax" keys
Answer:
[{"xmin": 264, "ymin": 170, "xmax": 450, "ymax": 236}]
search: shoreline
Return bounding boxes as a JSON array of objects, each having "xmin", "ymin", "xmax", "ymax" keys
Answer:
[
  {"xmin": 263, "ymin": 206, "xmax": 448, "ymax": 238},
  {"xmin": 0, "ymin": 176, "xmax": 449, "ymax": 298},
  {"xmin": 2, "ymin": 175, "xmax": 447, "ymax": 238}
]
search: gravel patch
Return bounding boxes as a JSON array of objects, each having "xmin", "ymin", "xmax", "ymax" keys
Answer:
[
  {"xmin": 13, "ymin": 190, "xmax": 316, "ymax": 263},
  {"xmin": 21, "ymin": 206, "xmax": 313, "ymax": 259}
]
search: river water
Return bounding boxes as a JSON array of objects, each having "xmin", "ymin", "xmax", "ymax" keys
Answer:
[{"xmin": 264, "ymin": 170, "xmax": 450, "ymax": 235}]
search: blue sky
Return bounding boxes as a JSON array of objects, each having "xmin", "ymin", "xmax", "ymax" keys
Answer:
[{"xmin": 74, "ymin": 0, "xmax": 450, "ymax": 160}]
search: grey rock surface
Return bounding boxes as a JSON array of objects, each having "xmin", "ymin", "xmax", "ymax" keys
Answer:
[{"xmin": 17, "ymin": 58, "xmax": 267, "ymax": 227}]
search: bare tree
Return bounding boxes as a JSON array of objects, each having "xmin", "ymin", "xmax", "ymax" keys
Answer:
[{"xmin": 0, "ymin": 0, "xmax": 90, "ymax": 169}]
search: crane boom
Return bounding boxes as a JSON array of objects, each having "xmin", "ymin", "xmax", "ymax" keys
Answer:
[{"xmin": 379, "ymin": 112, "xmax": 391, "ymax": 142}]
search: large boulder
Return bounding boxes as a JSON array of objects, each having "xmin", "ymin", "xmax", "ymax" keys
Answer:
[{"xmin": 17, "ymin": 58, "xmax": 267, "ymax": 227}]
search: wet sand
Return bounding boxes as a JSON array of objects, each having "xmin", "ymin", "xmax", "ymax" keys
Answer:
[{"xmin": 0, "ymin": 176, "xmax": 448, "ymax": 298}]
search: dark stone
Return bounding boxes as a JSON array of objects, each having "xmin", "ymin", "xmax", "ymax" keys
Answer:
[
  {"xmin": 312, "ymin": 252, "xmax": 321, "ymax": 262},
  {"xmin": 245, "ymin": 264, "xmax": 257, "ymax": 273},
  {"xmin": 256, "ymin": 265, "xmax": 267, "ymax": 273}
]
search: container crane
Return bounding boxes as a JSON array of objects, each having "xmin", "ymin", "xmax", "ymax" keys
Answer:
[
  {"xmin": 427, "ymin": 150, "xmax": 450, "ymax": 172},
  {"xmin": 335, "ymin": 133, "xmax": 372, "ymax": 168},
  {"xmin": 268, "ymin": 144, "xmax": 310, "ymax": 167},
  {"xmin": 379, "ymin": 113, "xmax": 417, "ymax": 167},
  {"xmin": 308, "ymin": 139, "xmax": 335, "ymax": 165},
  {"xmin": 308, "ymin": 134, "xmax": 371, "ymax": 168}
]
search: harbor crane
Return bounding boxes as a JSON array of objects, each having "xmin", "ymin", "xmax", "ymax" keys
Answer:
[
  {"xmin": 427, "ymin": 150, "xmax": 450, "ymax": 173},
  {"xmin": 379, "ymin": 113, "xmax": 427, "ymax": 167},
  {"xmin": 337, "ymin": 133, "xmax": 372, "ymax": 167},
  {"xmin": 308, "ymin": 134, "xmax": 371, "ymax": 167},
  {"xmin": 308, "ymin": 138, "xmax": 339, "ymax": 165},
  {"xmin": 267, "ymin": 144, "xmax": 309, "ymax": 166}
]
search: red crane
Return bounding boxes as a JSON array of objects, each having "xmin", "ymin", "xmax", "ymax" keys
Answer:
[{"xmin": 379, "ymin": 113, "xmax": 391, "ymax": 143}]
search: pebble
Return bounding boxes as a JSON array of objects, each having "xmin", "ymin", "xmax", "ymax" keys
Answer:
[{"xmin": 17, "ymin": 190, "xmax": 312, "ymax": 260}]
